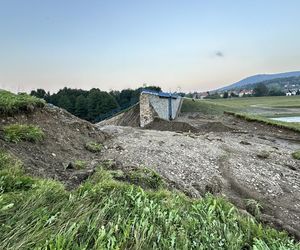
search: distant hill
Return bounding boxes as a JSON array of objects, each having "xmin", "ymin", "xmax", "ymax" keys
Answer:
[{"xmin": 218, "ymin": 71, "xmax": 300, "ymax": 91}]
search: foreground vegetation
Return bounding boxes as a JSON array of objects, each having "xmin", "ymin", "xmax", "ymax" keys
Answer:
[
  {"xmin": 292, "ymin": 150, "xmax": 300, "ymax": 160},
  {"xmin": 0, "ymin": 151, "xmax": 299, "ymax": 249},
  {"xmin": 3, "ymin": 124, "xmax": 45, "ymax": 143},
  {"xmin": 0, "ymin": 90, "xmax": 45, "ymax": 115}
]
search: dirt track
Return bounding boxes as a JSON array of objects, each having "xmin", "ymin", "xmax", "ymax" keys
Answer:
[{"xmin": 97, "ymin": 114, "xmax": 300, "ymax": 239}]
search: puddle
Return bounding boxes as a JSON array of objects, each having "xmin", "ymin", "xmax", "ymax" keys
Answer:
[{"xmin": 270, "ymin": 116, "xmax": 300, "ymax": 122}]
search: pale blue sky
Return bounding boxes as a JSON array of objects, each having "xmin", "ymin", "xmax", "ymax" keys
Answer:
[{"xmin": 1, "ymin": 0, "xmax": 300, "ymax": 93}]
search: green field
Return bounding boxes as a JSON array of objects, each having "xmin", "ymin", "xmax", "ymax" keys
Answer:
[
  {"xmin": 181, "ymin": 96, "xmax": 300, "ymax": 132},
  {"xmin": 208, "ymin": 96, "xmax": 300, "ymax": 109}
]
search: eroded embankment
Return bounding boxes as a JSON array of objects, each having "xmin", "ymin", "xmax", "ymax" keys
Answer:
[
  {"xmin": 97, "ymin": 103, "xmax": 140, "ymax": 127},
  {"xmin": 0, "ymin": 105, "xmax": 107, "ymax": 188}
]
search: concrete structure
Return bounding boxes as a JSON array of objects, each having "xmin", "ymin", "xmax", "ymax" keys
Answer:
[{"xmin": 140, "ymin": 90, "xmax": 182, "ymax": 127}]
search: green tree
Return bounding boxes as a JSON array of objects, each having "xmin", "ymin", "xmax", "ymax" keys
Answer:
[
  {"xmin": 57, "ymin": 95, "xmax": 72, "ymax": 112},
  {"xmin": 254, "ymin": 83, "xmax": 269, "ymax": 97},
  {"xmin": 30, "ymin": 89, "xmax": 47, "ymax": 99},
  {"xmin": 75, "ymin": 95, "xmax": 88, "ymax": 119}
]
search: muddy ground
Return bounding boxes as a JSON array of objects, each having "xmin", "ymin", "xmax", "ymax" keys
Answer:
[
  {"xmin": 97, "ymin": 113, "xmax": 300, "ymax": 239},
  {"xmin": 0, "ymin": 105, "xmax": 107, "ymax": 188}
]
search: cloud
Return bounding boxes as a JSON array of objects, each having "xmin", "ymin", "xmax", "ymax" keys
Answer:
[{"xmin": 215, "ymin": 51, "xmax": 224, "ymax": 57}]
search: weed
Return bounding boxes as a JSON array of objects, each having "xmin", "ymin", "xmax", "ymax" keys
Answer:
[
  {"xmin": 84, "ymin": 141, "xmax": 102, "ymax": 153},
  {"xmin": 292, "ymin": 150, "xmax": 300, "ymax": 160},
  {"xmin": 115, "ymin": 167, "xmax": 166, "ymax": 190},
  {"xmin": 74, "ymin": 160, "xmax": 87, "ymax": 169},
  {"xmin": 0, "ymin": 151, "xmax": 36, "ymax": 193},
  {"xmin": 246, "ymin": 199, "xmax": 263, "ymax": 219},
  {"xmin": 3, "ymin": 124, "xmax": 44, "ymax": 143},
  {"xmin": 0, "ymin": 90, "xmax": 45, "ymax": 115}
]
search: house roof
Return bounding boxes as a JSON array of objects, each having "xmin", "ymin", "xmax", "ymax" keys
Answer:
[{"xmin": 141, "ymin": 90, "xmax": 180, "ymax": 99}]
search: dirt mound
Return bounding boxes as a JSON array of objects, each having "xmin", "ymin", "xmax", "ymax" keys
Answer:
[
  {"xmin": 144, "ymin": 117, "xmax": 198, "ymax": 132},
  {"xmin": 97, "ymin": 104, "xmax": 140, "ymax": 127},
  {"xmin": 144, "ymin": 117, "xmax": 234, "ymax": 133},
  {"xmin": 0, "ymin": 105, "xmax": 107, "ymax": 188}
]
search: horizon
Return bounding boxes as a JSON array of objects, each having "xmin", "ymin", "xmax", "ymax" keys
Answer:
[{"xmin": 1, "ymin": 0, "xmax": 300, "ymax": 93}]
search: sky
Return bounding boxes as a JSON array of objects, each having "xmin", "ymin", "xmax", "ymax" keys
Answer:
[{"xmin": 1, "ymin": 0, "xmax": 300, "ymax": 93}]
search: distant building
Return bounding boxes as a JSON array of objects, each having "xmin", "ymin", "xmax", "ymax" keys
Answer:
[
  {"xmin": 192, "ymin": 92, "xmax": 208, "ymax": 99},
  {"xmin": 286, "ymin": 90, "xmax": 297, "ymax": 96},
  {"xmin": 238, "ymin": 89, "xmax": 253, "ymax": 97}
]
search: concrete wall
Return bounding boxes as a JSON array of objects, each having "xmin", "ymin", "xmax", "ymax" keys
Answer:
[{"xmin": 140, "ymin": 93, "xmax": 182, "ymax": 127}]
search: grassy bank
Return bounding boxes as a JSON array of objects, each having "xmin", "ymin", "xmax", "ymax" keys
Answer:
[
  {"xmin": 0, "ymin": 151, "xmax": 299, "ymax": 249},
  {"xmin": 0, "ymin": 90, "xmax": 45, "ymax": 115},
  {"xmin": 181, "ymin": 98, "xmax": 237, "ymax": 115},
  {"xmin": 226, "ymin": 111, "xmax": 300, "ymax": 133},
  {"xmin": 181, "ymin": 97, "xmax": 300, "ymax": 132}
]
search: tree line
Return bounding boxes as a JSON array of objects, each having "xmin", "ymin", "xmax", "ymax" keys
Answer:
[{"xmin": 30, "ymin": 86, "xmax": 161, "ymax": 123}]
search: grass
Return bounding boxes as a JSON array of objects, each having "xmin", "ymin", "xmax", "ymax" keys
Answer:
[
  {"xmin": 0, "ymin": 151, "xmax": 299, "ymax": 249},
  {"xmin": 181, "ymin": 98, "xmax": 237, "ymax": 115},
  {"xmin": 182, "ymin": 97, "xmax": 300, "ymax": 132},
  {"xmin": 0, "ymin": 90, "xmax": 45, "ymax": 115},
  {"xmin": 207, "ymin": 95, "xmax": 300, "ymax": 109},
  {"xmin": 112, "ymin": 167, "xmax": 166, "ymax": 190},
  {"xmin": 227, "ymin": 112, "xmax": 300, "ymax": 132},
  {"xmin": 84, "ymin": 141, "xmax": 103, "ymax": 153},
  {"xmin": 3, "ymin": 124, "xmax": 45, "ymax": 143},
  {"xmin": 74, "ymin": 160, "xmax": 87, "ymax": 169},
  {"xmin": 292, "ymin": 150, "xmax": 300, "ymax": 160}
]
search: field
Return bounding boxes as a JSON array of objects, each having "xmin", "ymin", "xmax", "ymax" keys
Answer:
[{"xmin": 181, "ymin": 96, "xmax": 300, "ymax": 132}]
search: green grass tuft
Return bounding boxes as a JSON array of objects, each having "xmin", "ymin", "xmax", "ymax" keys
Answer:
[
  {"xmin": 74, "ymin": 160, "xmax": 87, "ymax": 169},
  {"xmin": 113, "ymin": 167, "xmax": 166, "ymax": 190},
  {"xmin": 0, "ymin": 90, "xmax": 45, "ymax": 115},
  {"xmin": 0, "ymin": 152, "xmax": 299, "ymax": 249},
  {"xmin": 292, "ymin": 150, "xmax": 300, "ymax": 160},
  {"xmin": 84, "ymin": 141, "xmax": 102, "ymax": 153},
  {"xmin": 3, "ymin": 124, "xmax": 45, "ymax": 143}
]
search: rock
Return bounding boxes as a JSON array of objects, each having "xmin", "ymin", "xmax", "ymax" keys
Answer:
[
  {"xmin": 240, "ymin": 140, "xmax": 251, "ymax": 145},
  {"xmin": 257, "ymin": 151, "xmax": 270, "ymax": 159},
  {"xmin": 116, "ymin": 145, "xmax": 125, "ymax": 151}
]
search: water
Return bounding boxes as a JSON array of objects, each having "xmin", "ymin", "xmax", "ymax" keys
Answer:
[{"xmin": 270, "ymin": 116, "xmax": 300, "ymax": 123}]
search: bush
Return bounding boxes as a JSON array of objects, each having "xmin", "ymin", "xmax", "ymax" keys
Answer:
[
  {"xmin": 3, "ymin": 124, "xmax": 45, "ymax": 143},
  {"xmin": 84, "ymin": 142, "xmax": 102, "ymax": 153},
  {"xmin": 292, "ymin": 150, "xmax": 300, "ymax": 160},
  {"xmin": 0, "ymin": 90, "xmax": 45, "ymax": 115}
]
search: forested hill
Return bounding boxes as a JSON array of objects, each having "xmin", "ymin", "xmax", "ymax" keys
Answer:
[
  {"xmin": 30, "ymin": 86, "xmax": 161, "ymax": 123},
  {"xmin": 219, "ymin": 71, "xmax": 300, "ymax": 91}
]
